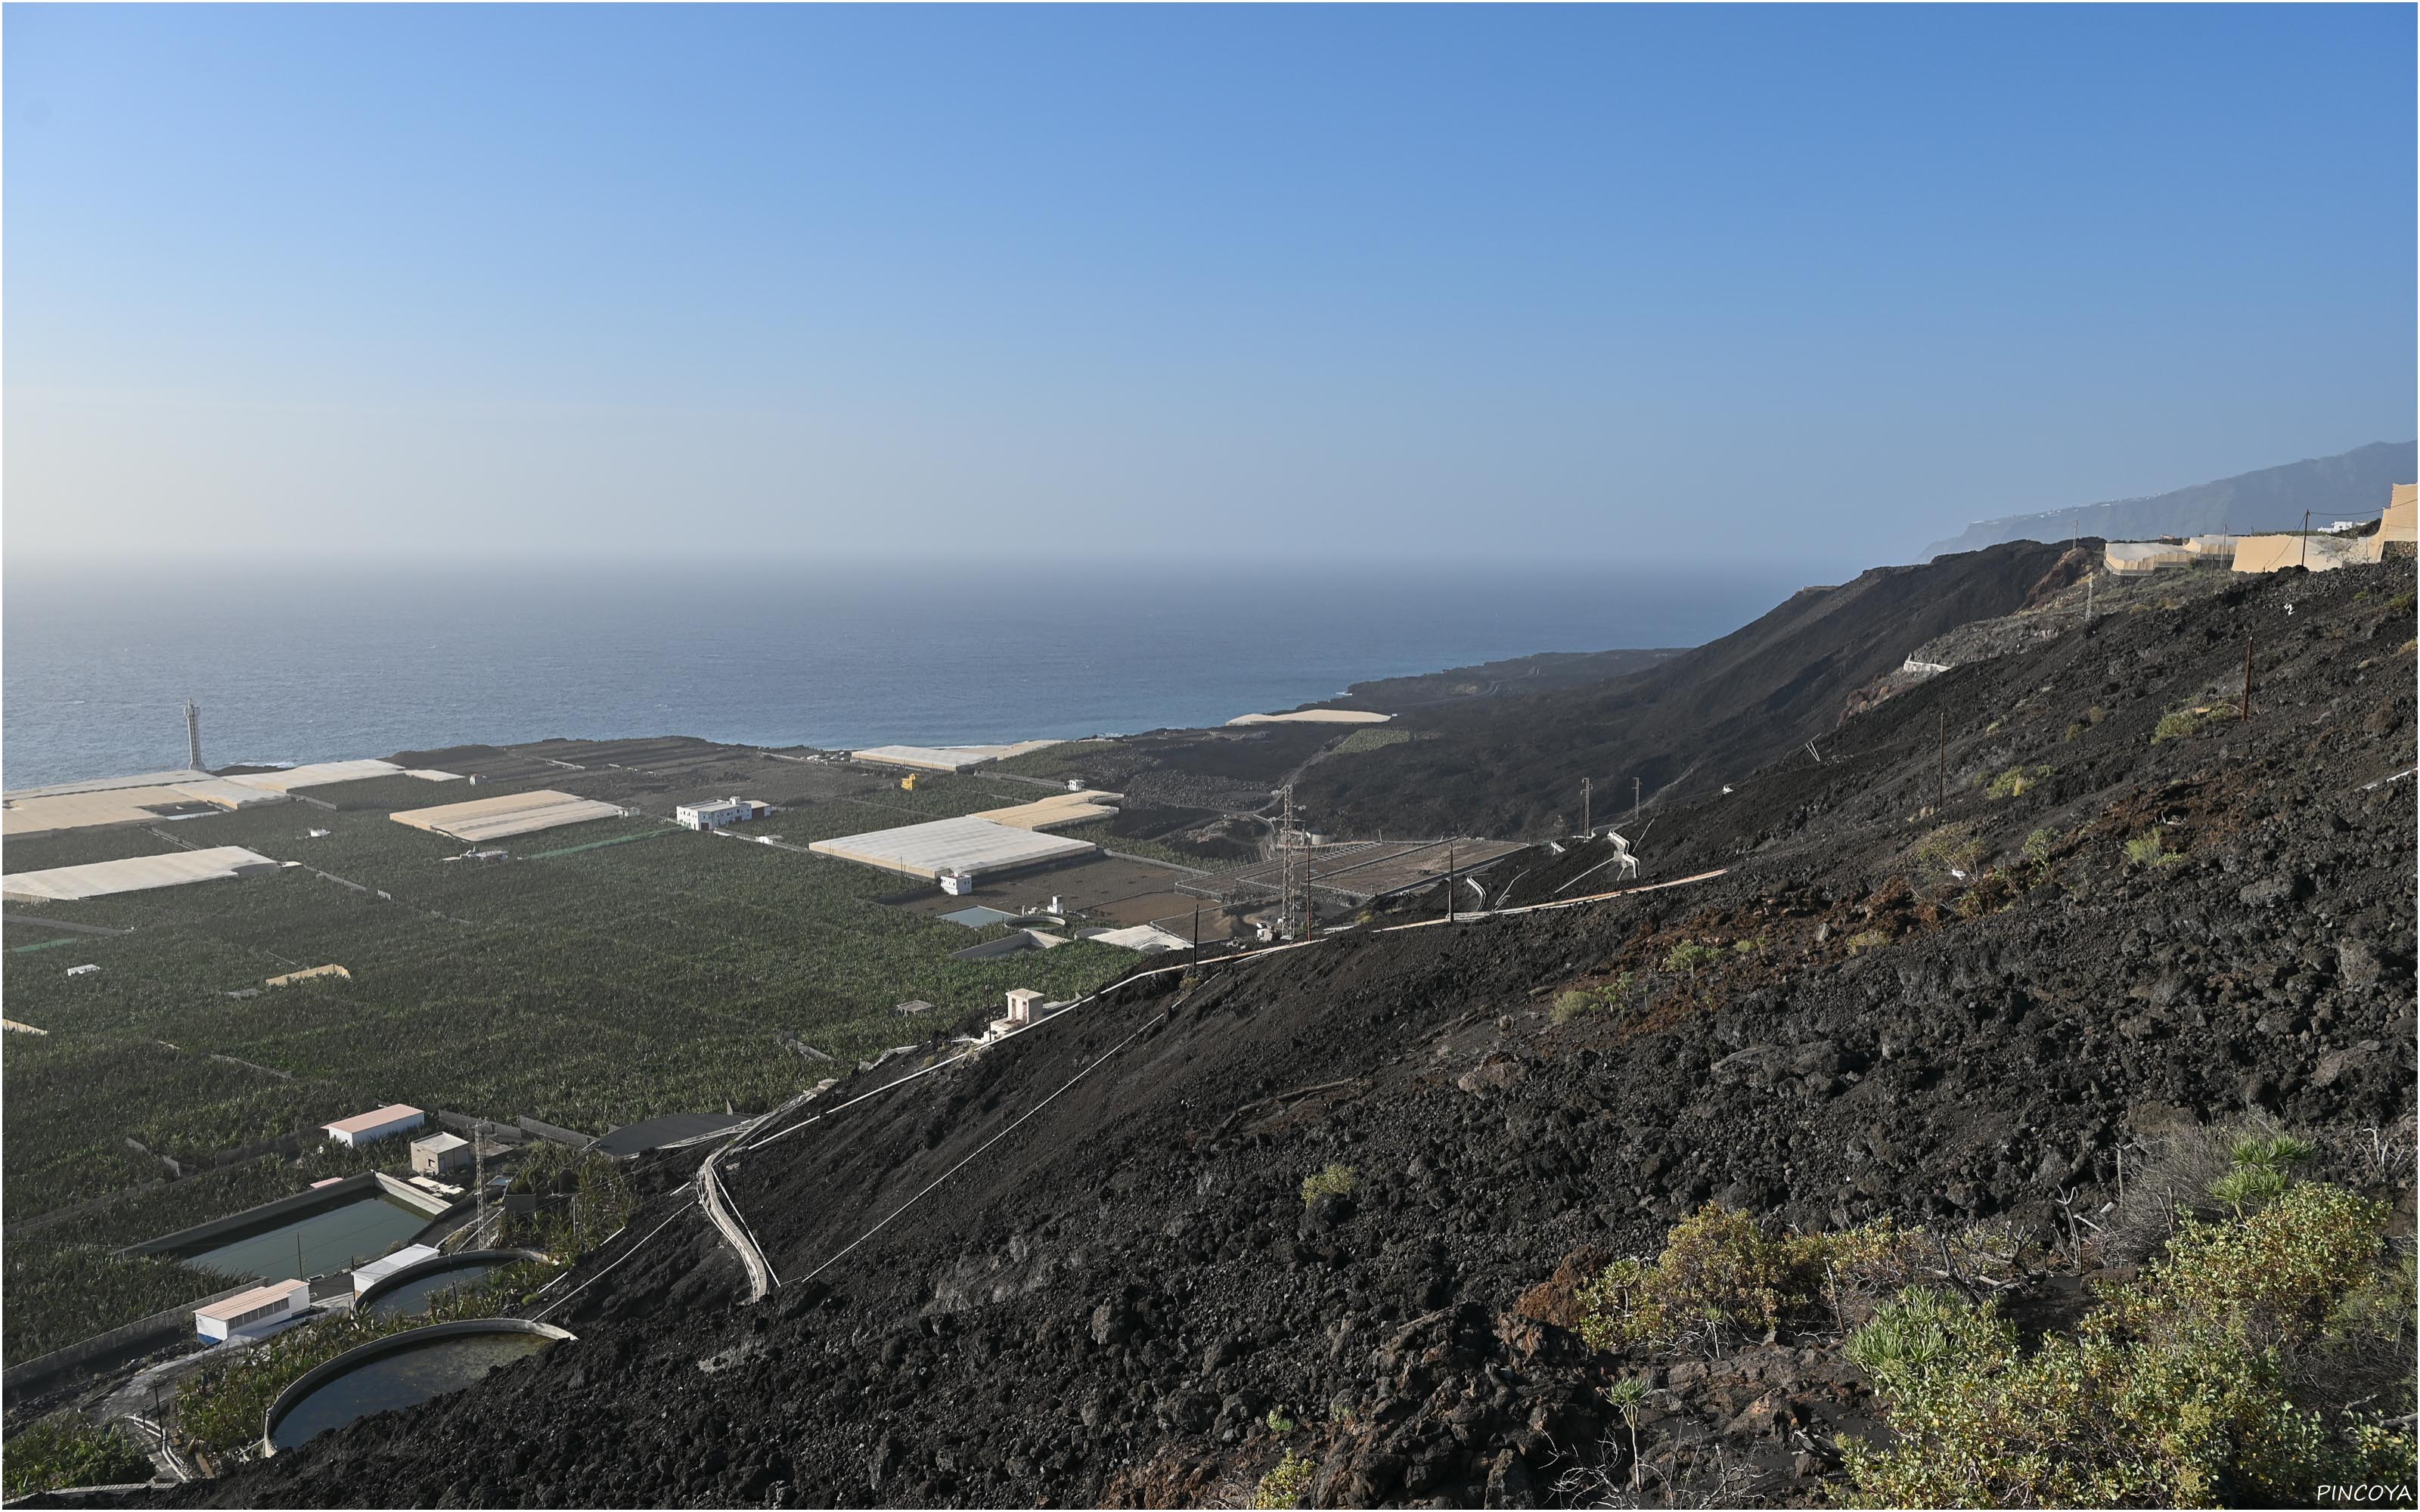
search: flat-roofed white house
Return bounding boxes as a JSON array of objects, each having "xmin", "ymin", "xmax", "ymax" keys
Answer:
[
  {"xmin": 322, "ymin": 1104, "xmax": 426, "ymax": 1148},
  {"xmin": 676, "ymin": 798, "xmax": 771, "ymax": 831},
  {"xmin": 194, "ymin": 1279, "xmax": 309, "ymax": 1342}
]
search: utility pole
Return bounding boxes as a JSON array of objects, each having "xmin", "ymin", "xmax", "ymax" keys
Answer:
[
  {"xmin": 185, "ymin": 700, "xmax": 203, "ymax": 771},
  {"xmin": 1936, "ymin": 712, "xmax": 1947, "ymax": 814},
  {"xmin": 1192, "ymin": 905, "xmax": 1201, "ymax": 954},
  {"xmin": 2302, "ymin": 510, "xmax": 2311, "ymax": 570},
  {"xmin": 1632, "ymin": 777, "xmax": 1641, "ymax": 829},
  {"xmin": 2242, "ymin": 638, "xmax": 2254, "ymax": 723},
  {"xmin": 1581, "ymin": 777, "xmax": 1591, "ymax": 837},
  {"xmin": 1276, "ymin": 785, "xmax": 1300, "ymax": 938},
  {"xmin": 1444, "ymin": 841, "xmax": 1455, "ymax": 923}
]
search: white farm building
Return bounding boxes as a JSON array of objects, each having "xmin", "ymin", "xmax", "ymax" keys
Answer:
[
  {"xmin": 194, "ymin": 1279, "xmax": 309, "ymax": 1342},
  {"xmin": 322, "ymin": 1105, "xmax": 426, "ymax": 1148},
  {"xmin": 676, "ymin": 798, "xmax": 771, "ymax": 831},
  {"xmin": 808, "ymin": 814, "xmax": 1097, "ymax": 883}
]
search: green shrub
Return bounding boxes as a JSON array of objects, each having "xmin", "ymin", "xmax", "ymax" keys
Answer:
[
  {"xmin": 1839, "ymin": 1293, "xmax": 2325, "ymax": 1506},
  {"xmin": 2327, "ymin": 1250, "xmax": 2418, "ymax": 1348},
  {"xmin": 1252, "ymin": 1450, "xmax": 1317, "ymax": 1509},
  {"xmin": 1661, "ymin": 940, "xmax": 1726, "ymax": 974},
  {"xmin": 2210, "ymin": 1165, "xmax": 2290, "ymax": 1214},
  {"xmin": 1550, "ymin": 974, "xmax": 1633, "ymax": 1025},
  {"xmin": 2100, "ymin": 1181, "xmax": 2388, "ymax": 1357},
  {"xmin": 1844, "ymin": 929, "xmax": 1890, "ymax": 953},
  {"xmin": 1841, "ymin": 1182, "xmax": 2408, "ymax": 1507},
  {"xmin": 1264, "ymin": 1408, "xmax": 1297, "ymax": 1436},
  {"xmin": 1911, "ymin": 825, "xmax": 1987, "ymax": 875},
  {"xmin": 1575, "ymin": 1205, "xmax": 1924, "ymax": 1350},
  {"xmin": 1731, "ymin": 936, "xmax": 1766, "ymax": 956},
  {"xmin": 2152, "ymin": 704, "xmax": 2236, "ymax": 743},
  {"xmin": 1845, "ymin": 1287, "xmax": 1971, "ymax": 1377},
  {"xmin": 1, "ymin": 1414, "xmax": 154, "ymax": 1498},
  {"xmin": 1984, "ymin": 765, "xmax": 2053, "ymax": 800},
  {"xmin": 1299, "ymin": 1163, "xmax": 1357, "ymax": 1205},
  {"xmin": 2124, "ymin": 830, "xmax": 2186, "ymax": 868},
  {"xmin": 2229, "ymin": 1133, "xmax": 2316, "ymax": 1171}
]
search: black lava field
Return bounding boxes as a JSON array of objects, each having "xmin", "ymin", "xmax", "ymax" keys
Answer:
[{"xmin": 163, "ymin": 552, "xmax": 2415, "ymax": 1509}]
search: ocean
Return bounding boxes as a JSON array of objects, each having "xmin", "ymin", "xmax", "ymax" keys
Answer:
[{"xmin": 2, "ymin": 561, "xmax": 1810, "ymax": 789}]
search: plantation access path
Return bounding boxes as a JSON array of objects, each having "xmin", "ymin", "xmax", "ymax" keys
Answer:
[{"xmin": 692, "ymin": 864, "xmax": 1728, "ymax": 1305}]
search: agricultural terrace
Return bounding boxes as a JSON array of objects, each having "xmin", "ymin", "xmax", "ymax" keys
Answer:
[{"xmin": 2, "ymin": 754, "xmax": 1162, "ymax": 1363}]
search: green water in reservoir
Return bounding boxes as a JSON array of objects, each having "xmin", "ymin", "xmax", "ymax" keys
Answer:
[
  {"xmin": 270, "ymin": 1331, "xmax": 554, "ymax": 1451},
  {"xmin": 184, "ymin": 1195, "xmax": 430, "ymax": 1281},
  {"xmin": 362, "ymin": 1259, "xmax": 515, "ymax": 1319}
]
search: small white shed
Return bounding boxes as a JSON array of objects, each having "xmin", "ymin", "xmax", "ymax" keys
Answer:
[
  {"xmin": 352, "ymin": 1244, "xmax": 442, "ymax": 1298},
  {"xmin": 411, "ymin": 1132, "xmax": 473, "ymax": 1175}
]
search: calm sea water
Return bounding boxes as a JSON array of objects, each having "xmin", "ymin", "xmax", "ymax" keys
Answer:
[{"xmin": 3, "ymin": 562, "xmax": 1807, "ymax": 789}]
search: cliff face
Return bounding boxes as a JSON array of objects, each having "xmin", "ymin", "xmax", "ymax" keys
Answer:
[
  {"xmin": 1920, "ymin": 439, "xmax": 2417, "ymax": 559},
  {"xmin": 179, "ymin": 556, "xmax": 2416, "ymax": 1510}
]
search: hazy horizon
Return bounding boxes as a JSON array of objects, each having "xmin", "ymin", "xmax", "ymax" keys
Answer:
[{"xmin": 6, "ymin": 5, "xmax": 2414, "ymax": 570}]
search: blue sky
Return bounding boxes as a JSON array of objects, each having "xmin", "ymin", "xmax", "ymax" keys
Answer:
[{"xmin": 5, "ymin": 4, "xmax": 2412, "ymax": 570}]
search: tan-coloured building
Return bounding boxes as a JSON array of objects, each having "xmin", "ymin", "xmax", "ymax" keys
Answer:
[
  {"xmin": 2379, "ymin": 483, "xmax": 2416, "ymax": 549},
  {"xmin": 221, "ymin": 760, "xmax": 407, "ymax": 794},
  {"xmin": 2105, "ymin": 541, "xmax": 2196, "ymax": 576},
  {"xmin": 851, "ymin": 742, "xmax": 1059, "ymax": 773},
  {"xmin": 2, "ymin": 847, "xmax": 284, "ymax": 903},
  {"xmin": 1, "ymin": 770, "xmax": 290, "ymax": 840},
  {"xmin": 391, "ymin": 789, "xmax": 623, "ymax": 843},
  {"xmin": 267, "ymin": 964, "xmax": 351, "ymax": 989},
  {"xmin": 2234, "ymin": 482, "xmax": 2415, "ymax": 575},
  {"xmin": 967, "ymin": 790, "xmax": 1124, "ymax": 831},
  {"xmin": 2233, "ymin": 532, "xmax": 2366, "ymax": 575}
]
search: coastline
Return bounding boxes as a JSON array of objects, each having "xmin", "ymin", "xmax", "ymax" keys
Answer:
[{"xmin": 0, "ymin": 563, "xmax": 1798, "ymax": 791}]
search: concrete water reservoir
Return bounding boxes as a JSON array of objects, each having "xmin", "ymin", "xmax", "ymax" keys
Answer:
[
  {"xmin": 264, "ymin": 1318, "xmax": 574, "ymax": 1454},
  {"xmin": 185, "ymin": 1195, "xmax": 431, "ymax": 1281},
  {"xmin": 357, "ymin": 1249, "xmax": 548, "ymax": 1320},
  {"xmin": 123, "ymin": 1176, "xmax": 444, "ymax": 1281}
]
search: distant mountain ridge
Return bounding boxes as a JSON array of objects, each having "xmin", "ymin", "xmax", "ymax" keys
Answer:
[{"xmin": 1922, "ymin": 440, "xmax": 2416, "ymax": 559}]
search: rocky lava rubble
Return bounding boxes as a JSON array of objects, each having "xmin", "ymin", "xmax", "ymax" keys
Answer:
[{"xmin": 176, "ymin": 560, "xmax": 2415, "ymax": 1509}]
